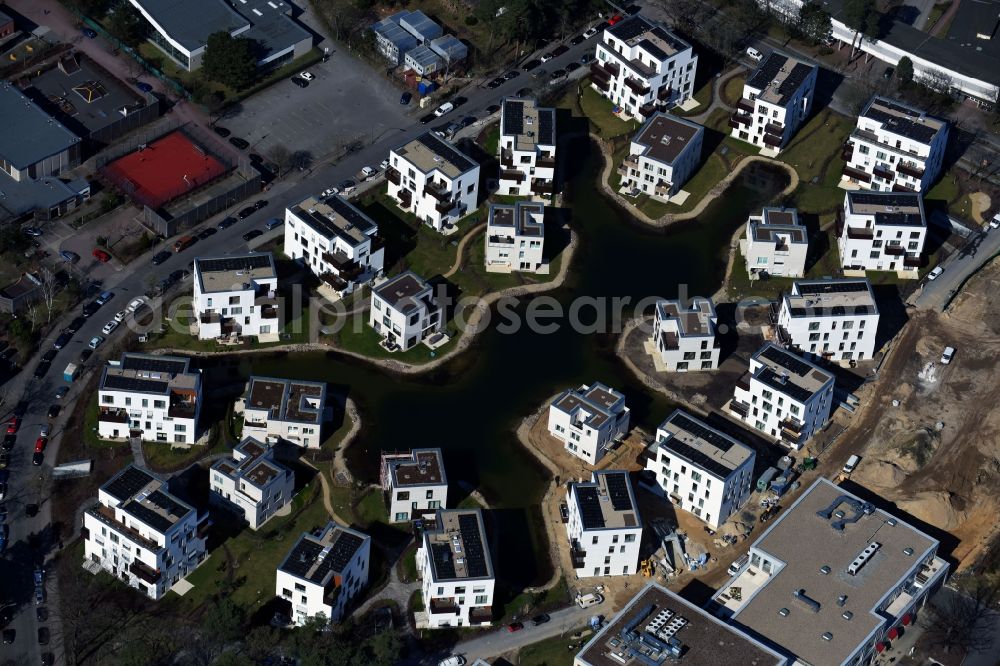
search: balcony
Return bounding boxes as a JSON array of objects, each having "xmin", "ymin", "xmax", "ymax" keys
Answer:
[
  {"xmin": 395, "ymin": 188, "xmax": 412, "ymax": 207},
  {"xmin": 168, "ymin": 402, "xmax": 196, "ymax": 419},
  {"xmin": 892, "ymin": 182, "xmax": 917, "ymax": 193},
  {"xmin": 429, "ymin": 598, "xmax": 461, "ymax": 615},
  {"xmin": 842, "ymin": 165, "xmax": 873, "ymax": 183},
  {"xmin": 659, "ymin": 331, "xmax": 679, "ymax": 351},
  {"xmin": 500, "ymin": 169, "xmax": 526, "ymax": 182},
  {"xmin": 531, "ymin": 180, "xmax": 554, "ymax": 194},
  {"xmin": 621, "ymin": 157, "xmax": 639, "ymax": 171},
  {"xmin": 322, "ymin": 251, "xmax": 364, "ymax": 280},
  {"xmin": 591, "ymin": 75, "xmax": 610, "ymax": 92},
  {"xmin": 423, "ymin": 180, "xmax": 452, "ymax": 202},
  {"xmin": 89, "ymin": 505, "xmax": 160, "ymax": 552},
  {"xmin": 639, "ymin": 103, "xmax": 657, "ymax": 118},
  {"xmin": 846, "ymin": 226, "xmax": 875, "ymax": 240},
  {"xmin": 873, "ymin": 164, "xmax": 894, "ymax": 181},
  {"xmin": 736, "ymin": 372, "xmax": 751, "ymax": 393},
  {"xmin": 589, "ymin": 62, "xmax": 613, "ymax": 83},
  {"xmin": 884, "ymin": 244, "xmax": 905, "ymax": 256},
  {"xmin": 385, "ymin": 167, "xmax": 401, "ymax": 185},
  {"xmin": 657, "ymin": 86, "xmax": 672, "ymax": 101},
  {"xmin": 765, "ymin": 121, "xmax": 785, "ymax": 136},
  {"xmin": 570, "ymin": 542, "xmax": 587, "ymax": 569},
  {"xmin": 128, "ymin": 560, "xmax": 161, "ymax": 585},
  {"xmin": 488, "ymin": 235, "xmax": 515, "ymax": 246},
  {"xmin": 729, "ymin": 114, "xmax": 751, "ymax": 129},
  {"xmin": 320, "ymin": 272, "xmax": 349, "ymax": 292},
  {"xmin": 625, "ymin": 77, "xmax": 650, "ymax": 95},
  {"xmin": 762, "ymin": 133, "xmax": 783, "ymax": 148},
  {"xmin": 896, "ymin": 161, "xmax": 925, "ymax": 179},
  {"xmin": 654, "ymin": 180, "xmax": 671, "ymax": 197},
  {"xmin": 323, "ymin": 583, "xmax": 342, "ymax": 609},
  {"xmin": 435, "ymin": 198, "xmax": 458, "ymax": 214},
  {"xmin": 536, "ymin": 155, "xmax": 556, "ymax": 169},
  {"xmin": 98, "ymin": 408, "xmax": 130, "ymax": 424},
  {"xmin": 469, "ymin": 606, "xmax": 493, "ymax": 624},
  {"xmin": 780, "ymin": 418, "xmax": 803, "ymax": 438},
  {"xmin": 904, "ymin": 255, "xmax": 921, "ymax": 268},
  {"xmin": 500, "ymin": 149, "xmax": 515, "ymax": 168},
  {"xmin": 737, "ymin": 99, "xmax": 754, "ymax": 113},
  {"xmin": 842, "ymin": 143, "xmax": 854, "ymax": 161},
  {"xmin": 729, "ymin": 400, "xmax": 749, "ymax": 418}
]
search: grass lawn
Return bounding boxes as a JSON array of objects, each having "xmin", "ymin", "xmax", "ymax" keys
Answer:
[
  {"xmin": 704, "ymin": 107, "xmax": 733, "ymax": 134},
  {"xmin": 515, "ymin": 625, "xmax": 589, "ymax": 666},
  {"xmin": 499, "ymin": 576, "xmax": 570, "ymax": 622},
  {"xmin": 332, "ymin": 320, "xmax": 457, "ymax": 364},
  {"xmin": 661, "ymin": 152, "xmax": 729, "ymax": 214},
  {"xmin": 778, "ymin": 110, "xmax": 854, "ymax": 215},
  {"xmin": 722, "ymin": 75, "xmax": 746, "ymax": 107},
  {"xmin": 483, "ymin": 126, "xmax": 501, "ymax": 155},
  {"xmin": 578, "ymin": 82, "xmax": 641, "ymax": 139},
  {"xmin": 727, "ymin": 227, "xmax": 842, "ymax": 300},
  {"xmin": 674, "ymin": 76, "xmax": 714, "ymax": 117},
  {"xmin": 400, "ymin": 546, "xmax": 418, "ymax": 581},
  {"xmin": 141, "ymin": 436, "xmax": 230, "ymax": 473}
]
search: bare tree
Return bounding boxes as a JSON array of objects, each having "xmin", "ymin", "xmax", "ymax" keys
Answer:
[
  {"xmin": 266, "ymin": 144, "xmax": 291, "ymax": 173},
  {"xmin": 26, "ymin": 301, "xmax": 41, "ymax": 332},
  {"xmin": 39, "ymin": 267, "xmax": 58, "ymax": 324},
  {"xmin": 922, "ymin": 582, "xmax": 998, "ymax": 655}
]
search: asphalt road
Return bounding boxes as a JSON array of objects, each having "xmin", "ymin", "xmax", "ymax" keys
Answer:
[
  {"xmin": 0, "ymin": 24, "xmax": 604, "ymax": 666},
  {"xmin": 912, "ymin": 224, "xmax": 1000, "ymax": 311}
]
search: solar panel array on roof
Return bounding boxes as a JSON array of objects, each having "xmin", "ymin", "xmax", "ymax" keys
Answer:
[
  {"xmin": 604, "ymin": 472, "xmax": 633, "ymax": 512},
  {"xmin": 431, "ymin": 542, "xmax": 456, "ymax": 579},
  {"xmin": 458, "ymin": 513, "xmax": 490, "ymax": 578},
  {"xmin": 327, "ymin": 531, "xmax": 364, "ymax": 572},
  {"xmin": 124, "ymin": 500, "xmax": 173, "ymax": 533},
  {"xmin": 121, "ymin": 355, "xmax": 188, "ymax": 375},
  {"xmin": 538, "ymin": 108, "xmax": 555, "ymax": 146},
  {"xmin": 672, "ymin": 412, "xmax": 734, "ymax": 454},
  {"xmin": 610, "ymin": 14, "xmax": 652, "ymax": 41},
  {"xmin": 103, "ymin": 374, "xmax": 169, "ymax": 394},
  {"xmin": 503, "ymin": 99, "xmax": 524, "ymax": 136},
  {"xmin": 865, "ymin": 106, "xmax": 938, "ymax": 144},
  {"xmin": 281, "ymin": 538, "xmax": 323, "ymax": 578},
  {"xmin": 664, "ymin": 437, "xmax": 734, "ymax": 478},
  {"xmin": 326, "ymin": 196, "xmax": 377, "ymax": 233},
  {"xmin": 760, "ymin": 345, "xmax": 812, "ymax": 376},
  {"xmin": 576, "ymin": 485, "xmax": 606, "ymax": 529},
  {"xmin": 416, "ymin": 132, "xmax": 475, "ymax": 173},
  {"xmin": 197, "ymin": 254, "xmax": 272, "ymax": 274},
  {"xmin": 849, "ymin": 192, "xmax": 921, "ymax": 209},
  {"xmin": 796, "ymin": 280, "xmax": 869, "ymax": 295},
  {"xmin": 105, "ymin": 466, "xmax": 155, "ymax": 502}
]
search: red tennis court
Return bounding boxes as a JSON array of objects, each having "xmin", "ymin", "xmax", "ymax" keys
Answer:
[{"xmin": 102, "ymin": 131, "xmax": 228, "ymax": 208}]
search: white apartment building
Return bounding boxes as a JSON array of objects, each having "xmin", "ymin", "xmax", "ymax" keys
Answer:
[
  {"xmin": 566, "ymin": 470, "xmax": 642, "ymax": 578},
  {"xmin": 548, "ymin": 382, "xmax": 631, "ymax": 466},
  {"xmin": 369, "ymin": 271, "xmax": 444, "ymax": 351},
  {"xmin": 728, "ymin": 343, "xmax": 835, "ymax": 450},
  {"xmin": 380, "ymin": 448, "xmax": 448, "ymax": 523},
  {"xmin": 644, "ymin": 409, "xmax": 755, "ymax": 529},
  {"xmin": 276, "ymin": 521, "xmax": 371, "ymax": 625},
  {"xmin": 711, "ymin": 478, "xmax": 949, "ymax": 666},
  {"xmin": 192, "ymin": 253, "xmax": 279, "ymax": 341},
  {"xmin": 83, "ymin": 465, "xmax": 208, "ymax": 600},
  {"xmin": 743, "ymin": 207, "xmax": 809, "ymax": 278},
  {"xmin": 651, "ymin": 297, "xmax": 720, "ymax": 372},
  {"xmin": 97, "ymin": 353, "xmax": 201, "ymax": 445},
  {"xmin": 591, "ymin": 14, "xmax": 698, "ymax": 122},
  {"xmin": 775, "ymin": 278, "xmax": 881, "ymax": 363},
  {"xmin": 618, "ymin": 112, "xmax": 703, "ymax": 200},
  {"xmin": 498, "ymin": 97, "xmax": 556, "ymax": 197},
  {"xmin": 730, "ymin": 52, "xmax": 817, "ymax": 154},
  {"xmin": 839, "ymin": 191, "xmax": 926, "ymax": 276},
  {"xmin": 386, "ymin": 131, "xmax": 480, "ymax": 232},
  {"xmin": 240, "ymin": 376, "xmax": 326, "ymax": 448},
  {"xmin": 842, "ymin": 96, "xmax": 949, "ymax": 193},
  {"xmin": 485, "ymin": 201, "xmax": 545, "ymax": 273},
  {"xmin": 209, "ymin": 437, "xmax": 294, "ymax": 530},
  {"xmin": 284, "ymin": 194, "xmax": 385, "ymax": 299},
  {"xmin": 416, "ymin": 509, "xmax": 495, "ymax": 629}
]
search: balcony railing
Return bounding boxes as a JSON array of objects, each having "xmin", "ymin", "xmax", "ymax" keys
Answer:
[
  {"xmin": 657, "ymin": 86, "xmax": 672, "ymax": 101},
  {"xmin": 846, "ymin": 226, "xmax": 875, "ymax": 240},
  {"xmin": 654, "ymin": 180, "xmax": 671, "ymax": 196},
  {"xmin": 591, "ymin": 75, "xmax": 610, "ymax": 92},
  {"xmin": 500, "ymin": 149, "xmax": 515, "ymax": 168},
  {"xmin": 435, "ymin": 198, "xmax": 458, "ymax": 214},
  {"xmin": 423, "ymin": 180, "xmax": 451, "ymax": 202},
  {"xmin": 531, "ymin": 181, "xmax": 554, "ymax": 194},
  {"xmin": 896, "ymin": 161, "xmax": 925, "ymax": 179},
  {"xmin": 396, "ymin": 188, "xmax": 412, "ymax": 206},
  {"xmin": 536, "ymin": 155, "xmax": 556, "ymax": 169},
  {"xmin": 884, "ymin": 244, "xmax": 905, "ymax": 256},
  {"xmin": 842, "ymin": 143, "xmax": 854, "ymax": 161},
  {"xmin": 737, "ymin": 99, "xmax": 754, "ymax": 113},
  {"xmin": 500, "ymin": 169, "xmax": 526, "ymax": 182},
  {"xmin": 730, "ymin": 113, "xmax": 751, "ymax": 127},
  {"xmin": 763, "ymin": 133, "xmax": 783, "ymax": 147},
  {"xmin": 892, "ymin": 182, "xmax": 917, "ymax": 193},
  {"xmin": 639, "ymin": 103, "xmax": 656, "ymax": 118},
  {"xmin": 842, "ymin": 165, "xmax": 873, "ymax": 183},
  {"xmin": 385, "ymin": 167, "xmax": 401, "ymax": 185},
  {"xmin": 429, "ymin": 598, "xmax": 461, "ymax": 615},
  {"xmin": 659, "ymin": 331, "xmax": 679, "ymax": 351},
  {"xmin": 469, "ymin": 607, "xmax": 493, "ymax": 624},
  {"xmin": 873, "ymin": 164, "xmax": 894, "ymax": 181},
  {"xmin": 168, "ymin": 402, "xmax": 196, "ymax": 419},
  {"xmin": 90, "ymin": 505, "xmax": 161, "ymax": 552},
  {"xmin": 488, "ymin": 235, "xmax": 515, "ymax": 246},
  {"xmin": 98, "ymin": 408, "xmax": 130, "ymax": 424},
  {"xmin": 729, "ymin": 400, "xmax": 749, "ymax": 418},
  {"xmin": 904, "ymin": 255, "xmax": 921, "ymax": 268},
  {"xmin": 765, "ymin": 121, "xmax": 785, "ymax": 136},
  {"xmin": 780, "ymin": 418, "xmax": 803, "ymax": 436},
  {"xmin": 128, "ymin": 560, "xmax": 161, "ymax": 585},
  {"xmin": 625, "ymin": 77, "xmax": 650, "ymax": 95}
]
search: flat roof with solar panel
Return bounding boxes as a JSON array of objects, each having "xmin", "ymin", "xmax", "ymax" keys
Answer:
[
  {"xmin": 100, "ymin": 352, "xmax": 200, "ymax": 395},
  {"xmin": 195, "ymin": 252, "xmax": 277, "ymax": 294},
  {"xmin": 422, "ymin": 509, "xmax": 494, "ymax": 581},
  {"xmin": 394, "ymin": 131, "xmax": 478, "ymax": 179},
  {"xmin": 569, "ymin": 471, "xmax": 641, "ymax": 531},
  {"xmin": 98, "ymin": 464, "xmax": 197, "ymax": 534},
  {"xmin": 631, "ymin": 112, "xmax": 704, "ymax": 166},
  {"xmin": 749, "ymin": 343, "xmax": 833, "ymax": 403},
  {"xmin": 290, "ymin": 194, "xmax": 378, "ymax": 247},
  {"xmin": 279, "ymin": 521, "xmax": 370, "ymax": 585},
  {"xmin": 845, "ymin": 190, "xmax": 925, "ymax": 227},
  {"xmin": 746, "ymin": 51, "xmax": 817, "ymax": 107},
  {"xmin": 244, "ymin": 376, "xmax": 326, "ymax": 425},
  {"xmin": 860, "ymin": 96, "xmax": 946, "ymax": 146},
  {"xmin": 551, "ymin": 382, "xmax": 628, "ymax": 430},
  {"xmin": 655, "ymin": 297, "xmax": 716, "ymax": 338},
  {"xmin": 783, "ymin": 278, "xmax": 879, "ymax": 318},
  {"xmin": 501, "ymin": 97, "xmax": 556, "ymax": 152},
  {"xmin": 103, "ymin": 465, "xmax": 157, "ymax": 503},
  {"xmin": 487, "ymin": 201, "xmax": 544, "ymax": 238},
  {"xmin": 384, "ymin": 448, "xmax": 447, "ymax": 488},
  {"xmin": 211, "ymin": 436, "xmax": 291, "ymax": 490},
  {"xmin": 607, "ymin": 14, "xmax": 690, "ymax": 59},
  {"xmin": 749, "ymin": 207, "xmax": 808, "ymax": 244},
  {"xmin": 651, "ymin": 409, "xmax": 754, "ymax": 479}
]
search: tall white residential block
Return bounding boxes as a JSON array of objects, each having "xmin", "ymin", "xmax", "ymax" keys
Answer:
[
  {"xmin": 842, "ymin": 96, "xmax": 949, "ymax": 193},
  {"xmin": 651, "ymin": 297, "xmax": 720, "ymax": 372},
  {"xmin": 547, "ymin": 382, "xmax": 630, "ymax": 466},
  {"xmin": 209, "ymin": 437, "xmax": 294, "ymax": 530},
  {"xmin": 369, "ymin": 271, "xmax": 444, "ymax": 351},
  {"xmin": 730, "ymin": 52, "xmax": 817, "ymax": 153},
  {"xmin": 566, "ymin": 470, "xmax": 642, "ymax": 578},
  {"xmin": 192, "ymin": 253, "xmax": 279, "ymax": 341},
  {"xmin": 644, "ymin": 409, "xmax": 755, "ymax": 529},
  {"xmin": 591, "ymin": 14, "xmax": 698, "ymax": 122},
  {"xmin": 838, "ymin": 191, "xmax": 926, "ymax": 275},
  {"xmin": 83, "ymin": 465, "xmax": 208, "ymax": 600},
  {"xmin": 775, "ymin": 278, "xmax": 880, "ymax": 363},
  {"xmin": 618, "ymin": 112, "xmax": 703, "ymax": 200},
  {"xmin": 276, "ymin": 521, "xmax": 371, "ymax": 625},
  {"xmin": 727, "ymin": 343, "xmax": 834, "ymax": 450},
  {"xmin": 743, "ymin": 207, "xmax": 808, "ymax": 278},
  {"xmin": 416, "ymin": 509, "xmax": 495, "ymax": 629},
  {"xmin": 485, "ymin": 201, "xmax": 545, "ymax": 273},
  {"xmin": 240, "ymin": 376, "xmax": 327, "ymax": 448},
  {"xmin": 498, "ymin": 97, "xmax": 556, "ymax": 197},
  {"xmin": 380, "ymin": 448, "xmax": 448, "ymax": 523},
  {"xmin": 97, "ymin": 353, "xmax": 201, "ymax": 445},
  {"xmin": 386, "ymin": 131, "xmax": 480, "ymax": 232},
  {"xmin": 284, "ymin": 194, "xmax": 385, "ymax": 299}
]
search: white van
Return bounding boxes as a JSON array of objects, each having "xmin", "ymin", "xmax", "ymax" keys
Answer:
[
  {"xmin": 434, "ymin": 102, "xmax": 455, "ymax": 117},
  {"xmin": 746, "ymin": 47, "xmax": 763, "ymax": 61},
  {"xmin": 842, "ymin": 454, "xmax": 861, "ymax": 475},
  {"xmin": 577, "ymin": 593, "xmax": 604, "ymax": 608},
  {"xmin": 728, "ymin": 553, "xmax": 750, "ymax": 576},
  {"xmin": 437, "ymin": 657, "xmax": 466, "ymax": 666}
]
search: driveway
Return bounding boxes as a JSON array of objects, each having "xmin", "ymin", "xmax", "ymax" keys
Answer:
[
  {"xmin": 446, "ymin": 604, "xmax": 596, "ymax": 664},
  {"xmin": 912, "ymin": 225, "xmax": 1000, "ymax": 311}
]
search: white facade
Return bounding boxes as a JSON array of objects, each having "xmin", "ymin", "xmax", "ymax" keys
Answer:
[
  {"xmin": 728, "ymin": 343, "xmax": 834, "ymax": 450},
  {"xmin": 498, "ymin": 97, "xmax": 556, "ymax": 196},
  {"xmin": 276, "ymin": 521, "xmax": 371, "ymax": 625},
  {"xmin": 839, "ymin": 191, "xmax": 926, "ymax": 275},
  {"xmin": 651, "ymin": 297, "xmax": 720, "ymax": 372},
  {"xmin": 776, "ymin": 278, "xmax": 881, "ymax": 363},
  {"xmin": 842, "ymin": 96, "xmax": 949, "ymax": 193},
  {"xmin": 193, "ymin": 253, "xmax": 279, "ymax": 341},
  {"xmin": 547, "ymin": 382, "xmax": 631, "ymax": 466},
  {"xmin": 618, "ymin": 112, "xmax": 703, "ymax": 199},
  {"xmin": 566, "ymin": 471, "xmax": 642, "ymax": 578},
  {"xmin": 240, "ymin": 376, "xmax": 326, "ymax": 448},
  {"xmin": 380, "ymin": 448, "xmax": 448, "ymax": 523},
  {"xmin": 369, "ymin": 271, "xmax": 444, "ymax": 351},
  {"xmin": 591, "ymin": 14, "xmax": 698, "ymax": 122},
  {"xmin": 386, "ymin": 131, "xmax": 480, "ymax": 232},
  {"xmin": 416, "ymin": 509, "xmax": 495, "ymax": 629},
  {"xmin": 743, "ymin": 207, "xmax": 808, "ymax": 278},
  {"xmin": 644, "ymin": 409, "xmax": 755, "ymax": 529},
  {"xmin": 284, "ymin": 194, "xmax": 385, "ymax": 298},
  {"xmin": 485, "ymin": 201, "xmax": 545, "ymax": 273},
  {"xmin": 97, "ymin": 353, "xmax": 201, "ymax": 445},
  {"xmin": 730, "ymin": 52, "xmax": 817, "ymax": 153},
  {"xmin": 209, "ymin": 437, "xmax": 294, "ymax": 530},
  {"xmin": 83, "ymin": 465, "xmax": 208, "ymax": 600}
]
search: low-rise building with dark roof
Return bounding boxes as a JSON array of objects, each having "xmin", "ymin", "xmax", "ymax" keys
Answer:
[
  {"xmin": 727, "ymin": 342, "xmax": 835, "ymax": 450},
  {"xmin": 0, "ymin": 273, "xmax": 42, "ymax": 314},
  {"xmin": 548, "ymin": 382, "xmax": 631, "ymax": 465},
  {"xmin": 591, "ymin": 14, "xmax": 699, "ymax": 122},
  {"xmin": 566, "ymin": 470, "xmax": 642, "ymax": 578},
  {"xmin": 192, "ymin": 252, "xmax": 279, "ymax": 341},
  {"xmin": 842, "ymin": 96, "xmax": 949, "ymax": 194},
  {"xmin": 380, "ymin": 448, "xmax": 448, "ymax": 522},
  {"xmin": 776, "ymin": 277, "xmax": 880, "ymax": 363},
  {"xmin": 83, "ymin": 464, "xmax": 209, "ymax": 600},
  {"xmin": 372, "ymin": 11, "xmax": 419, "ymax": 66},
  {"xmin": 575, "ymin": 582, "xmax": 788, "ymax": 666},
  {"xmin": 397, "ymin": 10, "xmax": 443, "ymax": 44},
  {"xmin": 369, "ymin": 270, "xmax": 444, "ymax": 351},
  {"xmin": 210, "ymin": 437, "xmax": 294, "ymax": 529},
  {"xmin": 276, "ymin": 520, "xmax": 371, "ymax": 624},
  {"xmin": 240, "ymin": 375, "xmax": 327, "ymax": 448},
  {"xmin": 743, "ymin": 207, "xmax": 809, "ymax": 278},
  {"xmin": 0, "ymin": 81, "xmax": 81, "ymax": 183},
  {"xmin": 404, "ymin": 43, "xmax": 442, "ymax": 76},
  {"xmin": 498, "ymin": 96, "xmax": 556, "ymax": 197},
  {"xmin": 430, "ymin": 34, "xmax": 468, "ymax": 66},
  {"xmin": 730, "ymin": 51, "xmax": 817, "ymax": 154},
  {"xmin": 651, "ymin": 297, "xmax": 720, "ymax": 372},
  {"xmin": 415, "ymin": 508, "xmax": 495, "ymax": 628},
  {"xmin": 838, "ymin": 190, "xmax": 926, "ymax": 276},
  {"xmin": 0, "ymin": 9, "xmax": 14, "ymax": 39},
  {"xmin": 485, "ymin": 201, "xmax": 545, "ymax": 273},
  {"xmin": 97, "ymin": 353, "xmax": 202, "ymax": 445},
  {"xmin": 619, "ymin": 112, "xmax": 703, "ymax": 200}
]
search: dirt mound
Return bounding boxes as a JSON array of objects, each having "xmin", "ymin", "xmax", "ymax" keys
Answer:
[
  {"xmin": 855, "ymin": 458, "xmax": 910, "ymax": 489},
  {"xmin": 895, "ymin": 491, "xmax": 965, "ymax": 531}
]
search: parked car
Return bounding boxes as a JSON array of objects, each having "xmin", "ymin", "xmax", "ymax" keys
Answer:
[
  {"xmin": 487, "ymin": 77, "xmax": 504, "ymax": 89},
  {"xmin": 521, "ymin": 58, "xmax": 541, "ymax": 71},
  {"xmin": 540, "ymin": 52, "xmax": 554, "ymax": 63},
  {"xmin": 136, "ymin": 81, "xmax": 154, "ymax": 93},
  {"xmin": 36, "ymin": 607, "xmax": 48, "ymax": 622},
  {"xmin": 531, "ymin": 613, "xmax": 550, "ymax": 626},
  {"xmin": 238, "ymin": 206, "xmax": 256, "ymax": 219},
  {"xmin": 229, "ymin": 137, "xmax": 250, "ymax": 150},
  {"xmin": 114, "ymin": 309, "xmax": 128, "ymax": 323},
  {"xmin": 434, "ymin": 102, "xmax": 455, "ymax": 117},
  {"xmin": 504, "ymin": 70, "xmax": 520, "ymax": 80},
  {"xmin": 127, "ymin": 297, "xmax": 146, "ymax": 313},
  {"xmin": 47, "ymin": 405, "xmax": 61, "ymax": 419},
  {"xmin": 990, "ymin": 213, "xmax": 1000, "ymax": 229},
  {"xmin": 570, "ymin": 34, "xmax": 586, "ymax": 45},
  {"xmin": 746, "ymin": 46, "xmax": 763, "ymax": 61},
  {"xmin": 37, "ymin": 627, "xmax": 49, "ymax": 645},
  {"xmin": 437, "ymin": 657, "xmax": 466, "ymax": 666},
  {"xmin": 941, "ymin": 346, "xmax": 956, "ymax": 364},
  {"xmin": 79, "ymin": 349, "xmax": 92, "ymax": 363},
  {"xmin": 89, "ymin": 336, "xmax": 104, "ymax": 349},
  {"xmin": 212, "ymin": 125, "xmax": 231, "ymax": 138},
  {"xmin": 728, "ymin": 553, "xmax": 750, "ymax": 576},
  {"xmin": 242, "ymin": 230, "xmax": 263, "ymax": 242},
  {"xmin": 580, "ymin": 52, "xmax": 594, "ymax": 64},
  {"xmin": 0, "ymin": 482, "xmax": 6, "ymax": 500},
  {"xmin": 420, "ymin": 112, "xmax": 436, "ymax": 124},
  {"xmin": 506, "ymin": 622, "xmax": 524, "ymax": 632},
  {"xmin": 361, "ymin": 166, "xmax": 376, "ymax": 178},
  {"xmin": 400, "ymin": 92, "xmax": 412, "ymax": 105},
  {"xmin": 531, "ymin": 68, "xmax": 548, "ymax": 80},
  {"xmin": 54, "ymin": 386, "xmax": 69, "ymax": 400},
  {"xmin": 265, "ymin": 218, "xmax": 283, "ymax": 231},
  {"xmin": 486, "ymin": 104, "xmax": 501, "ymax": 115},
  {"xmin": 53, "ymin": 332, "xmax": 72, "ymax": 350},
  {"xmin": 565, "ymin": 61, "xmax": 581, "ymax": 73},
  {"xmin": 81, "ymin": 27, "xmax": 98, "ymax": 38},
  {"xmin": 0, "ymin": 452, "xmax": 9, "ymax": 469},
  {"xmin": 883, "ymin": 67, "xmax": 894, "ymax": 79},
  {"xmin": 253, "ymin": 199, "xmax": 268, "ymax": 210},
  {"xmin": 96, "ymin": 290, "xmax": 114, "ymax": 305},
  {"xmin": 59, "ymin": 250, "xmax": 79, "ymax": 263},
  {"xmin": 608, "ymin": 14, "xmax": 624, "ymax": 25},
  {"xmin": 927, "ymin": 266, "xmax": 944, "ymax": 280},
  {"xmin": 2, "ymin": 629, "xmax": 13, "ymax": 644},
  {"xmin": 218, "ymin": 216, "xmax": 238, "ymax": 230},
  {"xmin": 41, "ymin": 349, "xmax": 57, "ymax": 363},
  {"xmin": 2, "ymin": 434, "xmax": 15, "ymax": 451},
  {"xmin": 66, "ymin": 317, "xmax": 86, "ymax": 334},
  {"xmin": 151, "ymin": 250, "xmax": 171, "ymax": 265},
  {"xmin": 82, "ymin": 301, "xmax": 101, "ymax": 317},
  {"xmin": 23, "ymin": 226, "xmax": 43, "ymax": 237},
  {"xmin": 92, "ymin": 248, "xmax": 111, "ymax": 263},
  {"xmin": 379, "ymin": 159, "xmax": 390, "ymax": 170},
  {"xmin": 6, "ymin": 417, "xmax": 19, "ymax": 435},
  {"xmin": 197, "ymin": 227, "xmax": 217, "ymax": 240},
  {"xmin": 551, "ymin": 44, "xmax": 569, "ymax": 57},
  {"xmin": 583, "ymin": 26, "xmax": 599, "ymax": 38},
  {"xmin": 291, "ymin": 76, "xmax": 308, "ymax": 88},
  {"xmin": 549, "ymin": 69, "xmax": 566, "ymax": 81},
  {"xmin": 34, "ymin": 437, "xmax": 47, "ymax": 454},
  {"xmin": 339, "ymin": 180, "xmax": 356, "ymax": 194},
  {"xmin": 842, "ymin": 454, "xmax": 861, "ymax": 475},
  {"xmin": 34, "ymin": 362, "xmax": 50, "ymax": 379},
  {"xmin": 300, "ymin": 71, "xmax": 315, "ymax": 81}
]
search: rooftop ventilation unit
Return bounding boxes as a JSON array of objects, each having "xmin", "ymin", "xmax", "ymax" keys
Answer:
[
  {"xmin": 842, "ymin": 611, "xmax": 854, "ymax": 620},
  {"xmin": 903, "ymin": 547, "xmax": 914, "ymax": 556},
  {"xmin": 847, "ymin": 541, "xmax": 881, "ymax": 576},
  {"xmin": 793, "ymin": 589, "xmax": 821, "ymax": 613},
  {"xmin": 778, "ymin": 607, "xmax": 790, "ymax": 617},
  {"xmin": 819, "ymin": 565, "xmax": 831, "ymax": 575},
  {"xmin": 822, "ymin": 632, "xmax": 833, "ymax": 641},
  {"xmin": 837, "ymin": 595, "xmax": 848, "ymax": 607}
]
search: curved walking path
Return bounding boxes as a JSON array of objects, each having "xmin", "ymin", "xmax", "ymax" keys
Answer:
[
  {"xmin": 687, "ymin": 66, "xmax": 743, "ymax": 125},
  {"xmin": 443, "ymin": 222, "xmax": 486, "ymax": 279}
]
